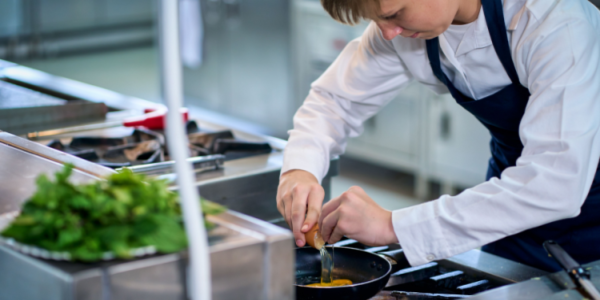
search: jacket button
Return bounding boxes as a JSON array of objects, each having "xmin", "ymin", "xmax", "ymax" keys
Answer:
[{"xmin": 426, "ymin": 254, "xmax": 436, "ymax": 261}]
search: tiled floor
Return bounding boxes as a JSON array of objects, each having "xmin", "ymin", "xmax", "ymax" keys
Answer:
[{"xmin": 18, "ymin": 47, "xmax": 424, "ymax": 211}]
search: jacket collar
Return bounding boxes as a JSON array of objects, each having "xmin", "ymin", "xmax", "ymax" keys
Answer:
[
  {"xmin": 448, "ymin": 5, "xmax": 492, "ymax": 57},
  {"xmin": 443, "ymin": 0, "xmax": 529, "ymax": 57}
]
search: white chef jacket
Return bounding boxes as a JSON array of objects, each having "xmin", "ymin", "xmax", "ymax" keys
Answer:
[{"xmin": 282, "ymin": 0, "xmax": 600, "ymax": 266}]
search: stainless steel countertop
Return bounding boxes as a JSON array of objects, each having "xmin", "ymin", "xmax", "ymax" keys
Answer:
[{"xmin": 470, "ymin": 260, "xmax": 600, "ymax": 299}]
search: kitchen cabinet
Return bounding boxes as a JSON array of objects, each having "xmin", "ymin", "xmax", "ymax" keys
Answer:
[
  {"xmin": 38, "ymin": 0, "xmax": 97, "ymax": 32},
  {"xmin": 291, "ymin": 0, "xmax": 368, "ymax": 109},
  {"xmin": 0, "ymin": 0, "xmax": 154, "ymax": 60},
  {"xmin": 37, "ymin": 0, "xmax": 153, "ymax": 33},
  {"xmin": 103, "ymin": 0, "xmax": 155, "ymax": 24},
  {"xmin": 428, "ymin": 93, "xmax": 491, "ymax": 191},
  {"xmin": 345, "ymin": 83, "xmax": 422, "ymax": 171},
  {"xmin": 183, "ymin": 0, "xmax": 293, "ymax": 137},
  {"xmin": 0, "ymin": 0, "xmax": 22, "ymax": 38},
  {"xmin": 292, "ymin": 0, "xmax": 491, "ymax": 197}
]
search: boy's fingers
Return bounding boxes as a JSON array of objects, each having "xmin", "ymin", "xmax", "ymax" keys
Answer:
[
  {"xmin": 284, "ymin": 197, "xmax": 293, "ymax": 229},
  {"xmin": 319, "ymin": 196, "xmax": 341, "ymax": 230},
  {"xmin": 328, "ymin": 226, "xmax": 345, "ymax": 244},
  {"xmin": 291, "ymin": 188, "xmax": 310, "ymax": 246},
  {"xmin": 302, "ymin": 187, "xmax": 325, "ymax": 232},
  {"xmin": 320, "ymin": 208, "xmax": 340, "ymax": 243}
]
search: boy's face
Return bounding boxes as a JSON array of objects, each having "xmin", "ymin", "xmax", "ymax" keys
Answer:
[{"xmin": 374, "ymin": 0, "xmax": 460, "ymax": 40}]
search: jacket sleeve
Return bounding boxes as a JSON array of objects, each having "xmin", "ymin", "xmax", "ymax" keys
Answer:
[{"xmin": 282, "ymin": 22, "xmax": 414, "ymax": 182}]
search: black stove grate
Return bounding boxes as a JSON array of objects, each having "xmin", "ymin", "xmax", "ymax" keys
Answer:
[
  {"xmin": 46, "ymin": 121, "xmax": 273, "ymax": 168},
  {"xmin": 47, "ymin": 128, "xmax": 164, "ymax": 168},
  {"xmin": 326, "ymin": 239, "xmax": 504, "ymax": 299}
]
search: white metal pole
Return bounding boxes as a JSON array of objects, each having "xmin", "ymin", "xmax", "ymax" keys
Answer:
[{"xmin": 157, "ymin": 1, "xmax": 211, "ymax": 300}]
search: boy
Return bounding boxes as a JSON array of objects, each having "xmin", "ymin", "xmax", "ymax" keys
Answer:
[{"xmin": 277, "ymin": 0, "xmax": 600, "ymax": 271}]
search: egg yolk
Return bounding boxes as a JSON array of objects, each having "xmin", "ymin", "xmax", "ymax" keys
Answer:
[{"xmin": 306, "ymin": 279, "xmax": 353, "ymax": 287}]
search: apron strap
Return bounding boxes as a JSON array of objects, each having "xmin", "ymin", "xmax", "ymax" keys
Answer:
[
  {"xmin": 481, "ymin": 0, "xmax": 521, "ymax": 85},
  {"xmin": 425, "ymin": 38, "xmax": 448, "ymax": 86}
]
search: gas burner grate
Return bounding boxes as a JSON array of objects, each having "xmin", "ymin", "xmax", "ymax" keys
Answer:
[
  {"xmin": 45, "ymin": 121, "xmax": 273, "ymax": 169},
  {"xmin": 184, "ymin": 121, "xmax": 272, "ymax": 161},
  {"xmin": 328, "ymin": 239, "xmax": 503, "ymax": 299},
  {"xmin": 47, "ymin": 128, "xmax": 164, "ymax": 168}
]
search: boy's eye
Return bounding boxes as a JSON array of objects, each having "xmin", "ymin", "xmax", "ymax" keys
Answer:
[{"xmin": 384, "ymin": 14, "xmax": 397, "ymax": 20}]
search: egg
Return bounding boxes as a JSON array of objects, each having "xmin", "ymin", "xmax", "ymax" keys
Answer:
[
  {"xmin": 305, "ymin": 224, "xmax": 325, "ymax": 249},
  {"xmin": 306, "ymin": 279, "xmax": 353, "ymax": 287}
]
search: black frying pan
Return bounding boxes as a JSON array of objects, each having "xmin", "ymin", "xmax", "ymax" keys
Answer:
[{"xmin": 295, "ymin": 246, "xmax": 409, "ymax": 300}]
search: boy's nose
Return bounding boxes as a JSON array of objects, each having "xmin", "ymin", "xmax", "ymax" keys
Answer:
[{"xmin": 379, "ymin": 23, "xmax": 403, "ymax": 40}]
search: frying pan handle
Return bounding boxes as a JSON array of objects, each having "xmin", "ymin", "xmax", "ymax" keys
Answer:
[{"xmin": 378, "ymin": 249, "xmax": 410, "ymax": 272}]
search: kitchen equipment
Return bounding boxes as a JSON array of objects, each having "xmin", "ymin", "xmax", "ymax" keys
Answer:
[
  {"xmin": 0, "ymin": 210, "xmax": 294, "ymax": 300},
  {"xmin": 0, "ymin": 79, "xmax": 108, "ymax": 135},
  {"xmin": 312, "ymin": 239, "xmax": 548, "ymax": 299},
  {"xmin": 469, "ymin": 255, "xmax": 600, "ymax": 300},
  {"xmin": 295, "ymin": 246, "xmax": 410, "ymax": 300},
  {"xmin": 543, "ymin": 240, "xmax": 600, "ymax": 300},
  {"xmin": 123, "ymin": 154, "xmax": 224, "ymax": 176},
  {"xmin": 46, "ymin": 128, "xmax": 165, "ymax": 168},
  {"xmin": 0, "ymin": 59, "xmax": 338, "ymax": 224},
  {"xmin": 40, "ymin": 123, "xmax": 272, "ymax": 169},
  {"xmin": 0, "ymin": 131, "xmax": 294, "ymax": 300},
  {"xmin": 27, "ymin": 108, "xmax": 189, "ymax": 140}
]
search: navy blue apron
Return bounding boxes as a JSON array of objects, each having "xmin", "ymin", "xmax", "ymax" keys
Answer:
[{"xmin": 425, "ymin": 0, "xmax": 600, "ymax": 272}]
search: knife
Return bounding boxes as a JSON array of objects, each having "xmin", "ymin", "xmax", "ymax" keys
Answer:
[{"xmin": 543, "ymin": 240, "xmax": 600, "ymax": 300}]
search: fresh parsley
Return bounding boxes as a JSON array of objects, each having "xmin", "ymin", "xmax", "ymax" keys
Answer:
[{"xmin": 1, "ymin": 164, "xmax": 225, "ymax": 262}]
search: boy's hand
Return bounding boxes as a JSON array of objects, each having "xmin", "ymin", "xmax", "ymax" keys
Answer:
[
  {"xmin": 277, "ymin": 169, "xmax": 325, "ymax": 247},
  {"xmin": 319, "ymin": 186, "xmax": 398, "ymax": 246}
]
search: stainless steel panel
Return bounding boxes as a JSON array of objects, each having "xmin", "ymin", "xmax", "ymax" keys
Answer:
[
  {"xmin": 0, "ymin": 210, "xmax": 294, "ymax": 300},
  {"xmin": 0, "ymin": 132, "xmax": 115, "ymax": 180},
  {"xmin": 0, "ymin": 245, "xmax": 102, "ymax": 300},
  {"xmin": 0, "ymin": 138, "xmax": 103, "ymax": 217},
  {"xmin": 0, "ymin": 80, "xmax": 108, "ymax": 134},
  {"xmin": 469, "ymin": 273, "xmax": 567, "ymax": 299},
  {"xmin": 468, "ymin": 260, "xmax": 600, "ymax": 299},
  {"xmin": 214, "ymin": 212, "xmax": 295, "ymax": 300},
  {"xmin": 209, "ymin": 241, "xmax": 265, "ymax": 299},
  {"xmin": 0, "ymin": 60, "xmax": 16, "ymax": 70},
  {"xmin": 439, "ymin": 249, "xmax": 547, "ymax": 284},
  {"xmin": 266, "ymin": 237, "xmax": 295, "ymax": 300},
  {"xmin": 0, "ymin": 80, "xmax": 66, "ymax": 108},
  {"xmin": 126, "ymin": 155, "xmax": 225, "ymax": 177},
  {"xmin": 73, "ymin": 269, "xmax": 105, "ymax": 300},
  {"xmin": 0, "ymin": 65, "xmax": 166, "ymax": 112},
  {"xmin": 108, "ymin": 255, "xmax": 186, "ymax": 300},
  {"xmin": 544, "ymin": 290, "xmax": 586, "ymax": 300}
]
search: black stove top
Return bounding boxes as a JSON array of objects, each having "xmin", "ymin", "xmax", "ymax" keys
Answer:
[
  {"xmin": 319, "ymin": 239, "xmax": 509, "ymax": 300},
  {"xmin": 46, "ymin": 120, "xmax": 273, "ymax": 168}
]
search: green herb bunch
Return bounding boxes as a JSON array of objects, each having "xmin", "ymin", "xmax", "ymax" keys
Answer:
[{"xmin": 1, "ymin": 164, "xmax": 225, "ymax": 262}]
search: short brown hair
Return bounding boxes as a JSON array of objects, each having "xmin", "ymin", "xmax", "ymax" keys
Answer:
[{"xmin": 321, "ymin": 0, "xmax": 380, "ymax": 25}]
